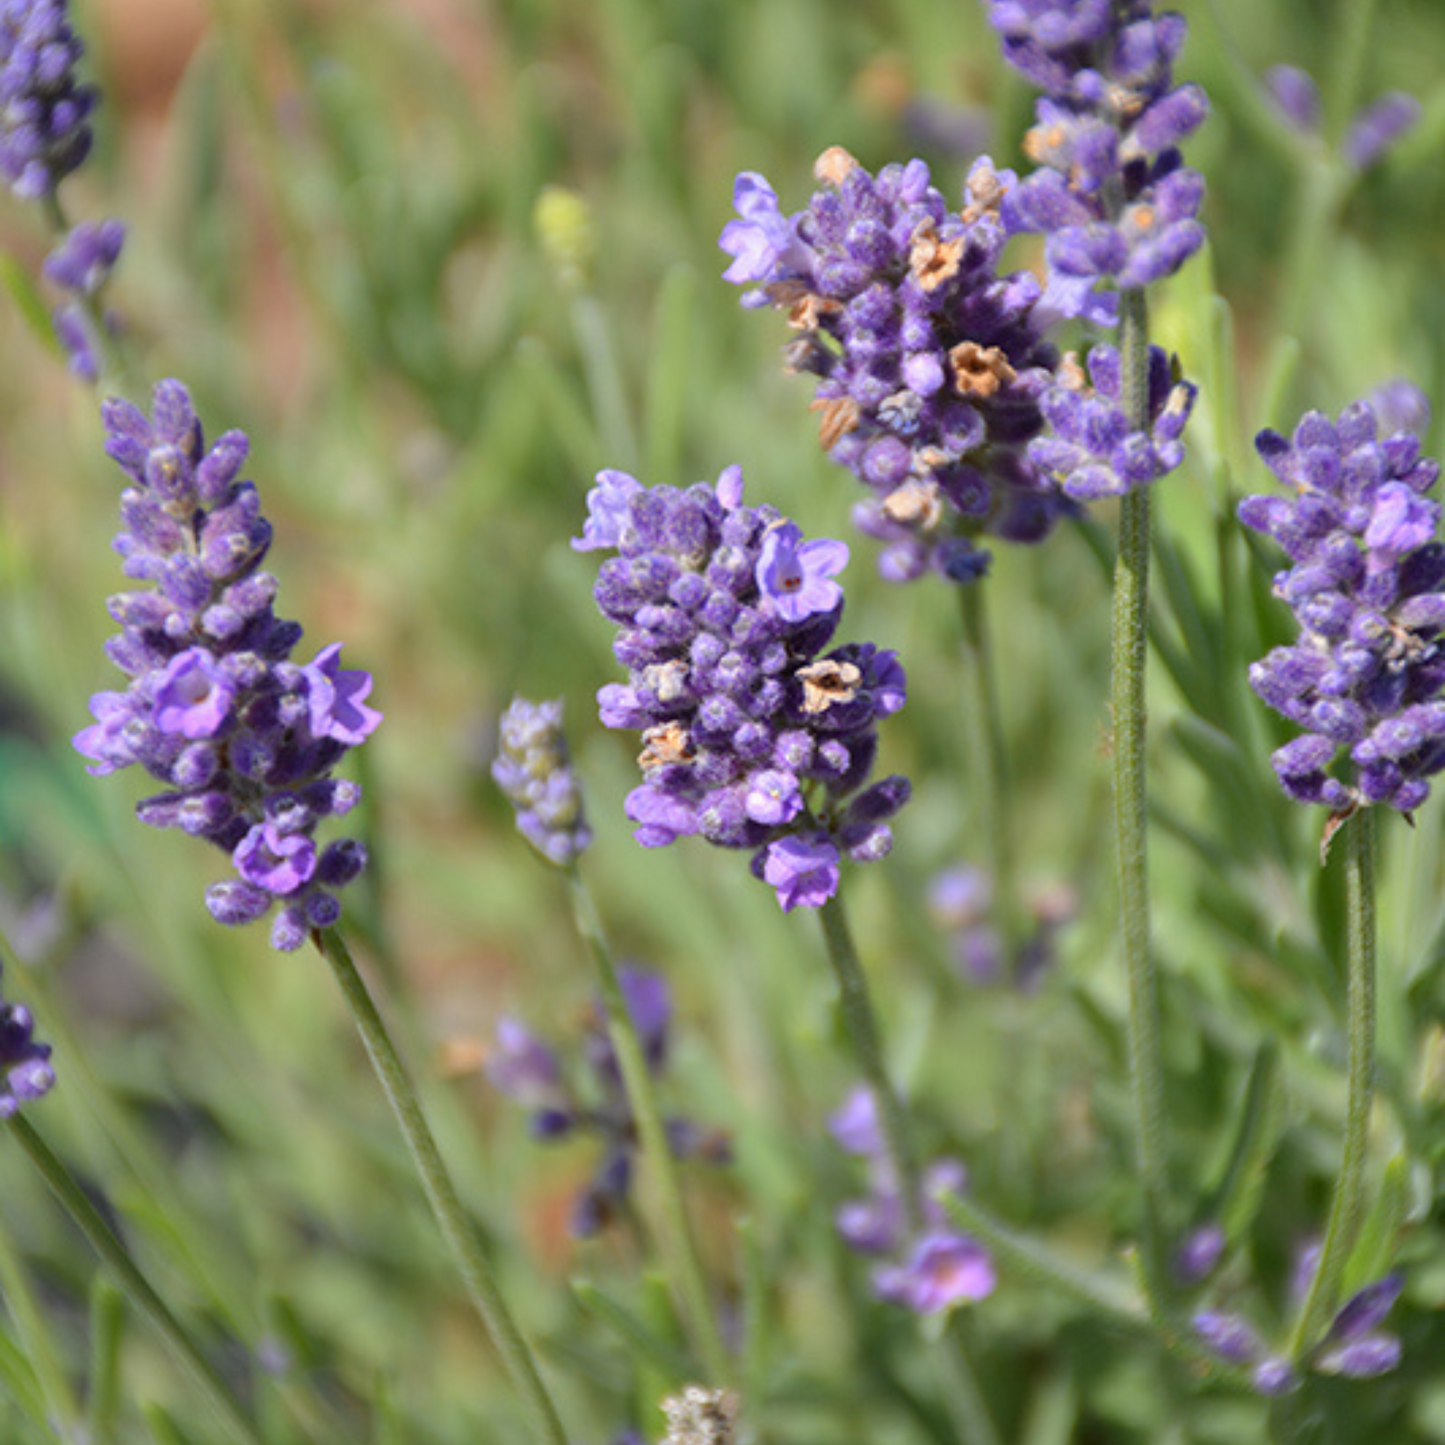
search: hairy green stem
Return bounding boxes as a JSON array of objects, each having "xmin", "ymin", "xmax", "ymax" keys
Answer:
[
  {"xmin": 315, "ymin": 928, "xmax": 569, "ymax": 1445},
  {"xmin": 1288, "ymin": 808, "xmax": 1377, "ymax": 1360},
  {"xmin": 958, "ymin": 583, "xmax": 1017, "ymax": 941},
  {"xmin": 817, "ymin": 892, "xmax": 998, "ymax": 1445},
  {"xmin": 1113, "ymin": 287, "xmax": 1171, "ymax": 1305},
  {"xmin": 8, "ymin": 1116, "xmax": 265, "ymax": 1445},
  {"xmin": 565, "ymin": 865, "xmax": 731, "ymax": 1384}
]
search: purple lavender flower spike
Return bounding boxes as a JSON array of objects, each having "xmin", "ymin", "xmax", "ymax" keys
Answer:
[
  {"xmin": 0, "ymin": 966, "xmax": 54, "ymax": 1118},
  {"xmin": 1192, "ymin": 1310, "xmax": 1265, "ymax": 1366},
  {"xmin": 486, "ymin": 967, "xmax": 726, "ymax": 1237},
  {"xmin": 1174, "ymin": 1222, "xmax": 1226, "ymax": 1285},
  {"xmin": 1312, "ymin": 1272, "xmax": 1405, "ymax": 1377},
  {"xmin": 829, "ymin": 1086, "xmax": 884, "ymax": 1158},
  {"xmin": 721, "ymin": 148, "xmax": 1073, "ymax": 582},
  {"xmin": 1343, "ymin": 92, "xmax": 1421, "ymax": 171},
  {"xmin": 492, "ymin": 697, "xmax": 592, "ymax": 866},
  {"xmin": 1241, "ymin": 398, "xmax": 1445, "ymax": 815},
  {"xmin": 73, "ymin": 381, "xmax": 379, "ymax": 949},
  {"xmin": 43, "ymin": 218, "xmax": 124, "ymax": 295},
  {"xmin": 582, "ymin": 465, "xmax": 908, "ymax": 910},
  {"xmin": 987, "ymin": 0, "xmax": 1208, "ymax": 312},
  {"xmin": 0, "ymin": 0, "xmax": 98, "ymax": 200}
]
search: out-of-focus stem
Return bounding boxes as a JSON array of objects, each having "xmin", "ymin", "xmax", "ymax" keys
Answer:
[
  {"xmin": 8, "ymin": 1116, "xmax": 266, "ymax": 1445},
  {"xmin": 1288, "ymin": 808, "xmax": 1377, "ymax": 1360},
  {"xmin": 315, "ymin": 928, "xmax": 569, "ymax": 1445},
  {"xmin": 566, "ymin": 864, "xmax": 731, "ymax": 1384}
]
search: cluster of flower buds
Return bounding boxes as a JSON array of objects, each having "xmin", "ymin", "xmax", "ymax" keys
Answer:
[
  {"xmin": 1264, "ymin": 65, "xmax": 1420, "ymax": 171},
  {"xmin": 576, "ymin": 465, "xmax": 909, "ymax": 911},
  {"xmin": 485, "ymin": 967, "xmax": 728, "ymax": 1237},
  {"xmin": 0, "ymin": 1, "xmax": 124, "ymax": 379},
  {"xmin": 721, "ymin": 150, "xmax": 1070, "ymax": 582},
  {"xmin": 1240, "ymin": 399, "xmax": 1445, "ymax": 815},
  {"xmin": 1193, "ymin": 1244, "xmax": 1405, "ymax": 1392},
  {"xmin": 985, "ymin": 0, "xmax": 1208, "ymax": 323},
  {"xmin": 73, "ymin": 382, "xmax": 381, "ymax": 950},
  {"xmin": 830, "ymin": 1087, "xmax": 995, "ymax": 1314},
  {"xmin": 0, "ymin": 964, "xmax": 53, "ymax": 1118},
  {"xmin": 492, "ymin": 696, "xmax": 593, "ymax": 866}
]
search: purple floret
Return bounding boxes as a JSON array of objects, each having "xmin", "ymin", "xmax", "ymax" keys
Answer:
[
  {"xmin": 1241, "ymin": 399, "xmax": 1445, "ymax": 815},
  {"xmin": 0, "ymin": 966, "xmax": 54, "ymax": 1118},
  {"xmin": 72, "ymin": 381, "xmax": 380, "ymax": 949},
  {"xmin": 581, "ymin": 465, "xmax": 909, "ymax": 911}
]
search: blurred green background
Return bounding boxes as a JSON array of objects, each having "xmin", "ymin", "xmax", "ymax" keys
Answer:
[{"xmin": 2, "ymin": 0, "xmax": 1445, "ymax": 1440}]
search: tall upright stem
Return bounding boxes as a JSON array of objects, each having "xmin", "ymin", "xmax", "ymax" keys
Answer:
[
  {"xmin": 1288, "ymin": 809, "xmax": 1377, "ymax": 1359},
  {"xmin": 565, "ymin": 866, "xmax": 731, "ymax": 1384},
  {"xmin": 817, "ymin": 892, "xmax": 999, "ymax": 1445},
  {"xmin": 315, "ymin": 929, "xmax": 569, "ymax": 1445},
  {"xmin": 8, "ymin": 1116, "xmax": 266, "ymax": 1445},
  {"xmin": 1113, "ymin": 287, "xmax": 1171, "ymax": 1305},
  {"xmin": 958, "ymin": 584, "xmax": 1016, "ymax": 939}
]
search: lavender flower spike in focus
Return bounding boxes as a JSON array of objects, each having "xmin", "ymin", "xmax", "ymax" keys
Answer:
[
  {"xmin": 720, "ymin": 149, "xmax": 1071, "ymax": 583},
  {"xmin": 577, "ymin": 464, "xmax": 910, "ymax": 911},
  {"xmin": 493, "ymin": 697, "xmax": 592, "ymax": 865},
  {"xmin": 1240, "ymin": 398, "xmax": 1445, "ymax": 815},
  {"xmin": 73, "ymin": 381, "xmax": 382, "ymax": 950},
  {"xmin": 0, "ymin": 964, "xmax": 54, "ymax": 1118}
]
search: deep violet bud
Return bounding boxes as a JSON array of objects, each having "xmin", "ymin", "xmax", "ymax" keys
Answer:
[
  {"xmin": 0, "ymin": 0, "xmax": 98, "ymax": 200},
  {"xmin": 73, "ymin": 381, "xmax": 378, "ymax": 948},
  {"xmin": 492, "ymin": 696, "xmax": 592, "ymax": 866},
  {"xmin": 1242, "ymin": 398, "xmax": 1445, "ymax": 814},
  {"xmin": 583, "ymin": 465, "xmax": 908, "ymax": 909},
  {"xmin": 0, "ymin": 966, "xmax": 54, "ymax": 1117}
]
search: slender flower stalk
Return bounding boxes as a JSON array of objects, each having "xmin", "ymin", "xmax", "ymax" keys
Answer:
[
  {"xmin": 1112, "ymin": 287, "xmax": 1172, "ymax": 1305},
  {"xmin": 1288, "ymin": 809, "xmax": 1377, "ymax": 1360},
  {"xmin": 315, "ymin": 928, "xmax": 569, "ymax": 1445},
  {"xmin": 566, "ymin": 865, "xmax": 732, "ymax": 1384},
  {"xmin": 7, "ymin": 1115, "xmax": 267, "ymax": 1445}
]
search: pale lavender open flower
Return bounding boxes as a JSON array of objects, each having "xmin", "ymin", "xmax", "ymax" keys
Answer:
[
  {"xmin": 761, "ymin": 834, "xmax": 841, "ymax": 912},
  {"xmin": 874, "ymin": 1232, "xmax": 997, "ymax": 1314},
  {"xmin": 305, "ymin": 643, "xmax": 382, "ymax": 745},
  {"xmin": 756, "ymin": 523, "xmax": 848, "ymax": 623}
]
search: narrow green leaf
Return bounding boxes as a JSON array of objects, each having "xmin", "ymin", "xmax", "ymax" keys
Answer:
[
  {"xmin": 0, "ymin": 254, "xmax": 58, "ymax": 355},
  {"xmin": 0, "ymin": 1324, "xmax": 49, "ymax": 1432},
  {"xmin": 642, "ymin": 263, "xmax": 697, "ymax": 483},
  {"xmin": 570, "ymin": 1278, "xmax": 692, "ymax": 1381},
  {"xmin": 1018, "ymin": 1363, "xmax": 1078, "ymax": 1445},
  {"xmin": 1201, "ymin": 1042, "xmax": 1284, "ymax": 1242},
  {"xmin": 1340, "ymin": 1153, "xmax": 1411, "ymax": 1297},
  {"xmin": 88, "ymin": 1277, "xmax": 125, "ymax": 1445},
  {"xmin": 736, "ymin": 1215, "xmax": 771, "ymax": 1401}
]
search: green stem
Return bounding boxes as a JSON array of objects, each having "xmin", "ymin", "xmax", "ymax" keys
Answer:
[
  {"xmin": 7, "ymin": 1116, "xmax": 265, "ymax": 1445},
  {"xmin": 932, "ymin": 1329, "xmax": 1002, "ymax": 1445},
  {"xmin": 817, "ymin": 892, "xmax": 999, "ymax": 1445},
  {"xmin": 1288, "ymin": 808, "xmax": 1377, "ymax": 1361},
  {"xmin": 958, "ymin": 584, "xmax": 1017, "ymax": 942},
  {"xmin": 818, "ymin": 892, "xmax": 921, "ymax": 1225},
  {"xmin": 565, "ymin": 865, "xmax": 731, "ymax": 1384},
  {"xmin": 1113, "ymin": 287, "xmax": 1171, "ymax": 1306},
  {"xmin": 314, "ymin": 928, "xmax": 569, "ymax": 1445}
]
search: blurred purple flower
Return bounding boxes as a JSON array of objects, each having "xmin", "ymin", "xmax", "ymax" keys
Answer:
[
  {"xmin": 492, "ymin": 697, "xmax": 592, "ymax": 866},
  {"xmin": 0, "ymin": 966, "xmax": 54, "ymax": 1118}
]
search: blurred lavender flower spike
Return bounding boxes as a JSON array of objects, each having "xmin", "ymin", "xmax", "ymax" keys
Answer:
[
  {"xmin": 486, "ymin": 968, "xmax": 728, "ymax": 1238},
  {"xmin": 492, "ymin": 697, "xmax": 592, "ymax": 866},
  {"xmin": 1344, "ymin": 92, "xmax": 1421, "ymax": 171},
  {"xmin": 0, "ymin": 0, "xmax": 98, "ymax": 200},
  {"xmin": 1314, "ymin": 1273, "xmax": 1405, "ymax": 1378},
  {"xmin": 1372, "ymin": 379, "xmax": 1431, "ymax": 439},
  {"xmin": 1240, "ymin": 399, "xmax": 1445, "ymax": 814},
  {"xmin": 985, "ymin": 0, "xmax": 1208, "ymax": 317},
  {"xmin": 721, "ymin": 149, "xmax": 1073, "ymax": 583},
  {"xmin": 0, "ymin": 965, "xmax": 54, "ymax": 1117},
  {"xmin": 43, "ymin": 217, "xmax": 123, "ymax": 295},
  {"xmin": 580, "ymin": 464, "xmax": 910, "ymax": 912},
  {"xmin": 1264, "ymin": 65, "xmax": 1321, "ymax": 134},
  {"xmin": 72, "ymin": 381, "xmax": 381, "ymax": 950},
  {"xmin": 830, "ymin": 1086, "xmax": 993, "ymax": 1313},
  {"xmin": 1174, "ymin": 1221, "xmax": 1226, "ymax": 1285}
]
